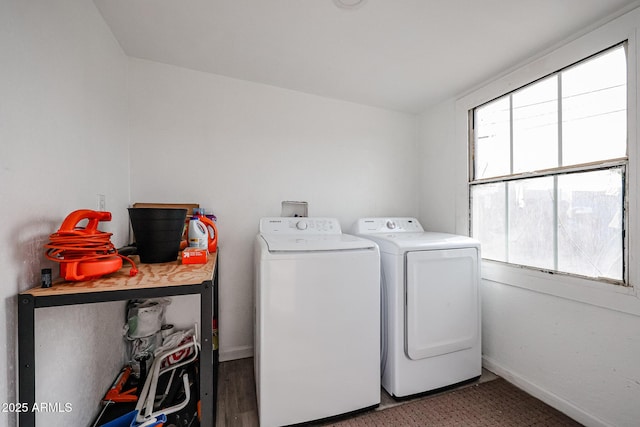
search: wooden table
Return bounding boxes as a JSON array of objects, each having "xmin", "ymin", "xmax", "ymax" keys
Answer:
[{"xmin": 18, "ymin": 253, "xmax": 218, "ymax": 426}]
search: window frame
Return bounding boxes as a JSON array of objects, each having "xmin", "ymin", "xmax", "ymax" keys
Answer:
[
  {"xmin": 468, "ymin": 43, "xmax": 629, "ymax": 286},
  {"xmin": 452, "ymin": 8, "xmax": 640, "ymax": 316}
]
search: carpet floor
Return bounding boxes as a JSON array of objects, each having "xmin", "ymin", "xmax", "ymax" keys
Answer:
[{"xmin": 321, "ymin": 378, "xmax": 582, "ymax": 427}]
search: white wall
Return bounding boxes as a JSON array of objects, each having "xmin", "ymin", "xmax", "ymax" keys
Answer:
[
  {"xmin": 418, "ymin": 99, "xmax": 458, "ymax": 234},
  {"xmin": 418, "ymin": 8, "xmax": 640, "ymax": 427},
  {"xmin": 127, "ymin": 57, "xmax": 419, "ymax": 360},
  {"xmin": 0, "ymin": 1, "xmax": 130, "ymax": 425}
]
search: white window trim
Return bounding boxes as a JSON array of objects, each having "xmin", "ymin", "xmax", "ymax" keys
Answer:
[{"xmin": 454, "ymin": 7, "xmax": 640, "ymax": 315}]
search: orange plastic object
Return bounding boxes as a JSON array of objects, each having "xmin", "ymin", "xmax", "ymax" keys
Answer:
[
  {"xmin": 60, "ymin": 256, "xmax": 123, "ymax": 282},
  {"xmin": 181, "ymin": 247, "xmax": 208, "ymax": 264},
  {"xmin": 59, "ymin": 209, "xmax": 112, "ymax": 233},
  {"xmin": 44, "ymin": 209, "xmax": 138, "ymax": 281},
  {"xmin": 104, "ymin": 366, "xmax": 137, "ymax": 403},
  {"xmin": 197, "ymin": 215, "xmax": 218, "ymax": 253}
]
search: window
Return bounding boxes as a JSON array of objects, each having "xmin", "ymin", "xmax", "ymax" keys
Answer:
[{"xmin": 470, "ymin": 44, "xmax": 627, "ymax": 284}]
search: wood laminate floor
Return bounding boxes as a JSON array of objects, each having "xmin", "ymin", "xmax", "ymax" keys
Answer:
[
  {"xmin": 216, "ymin": 358, "xmax": 260, "ymax": 427},
  {"xmin": 215, "ymin": 357, "xmax": 499, "ymax": 427}
]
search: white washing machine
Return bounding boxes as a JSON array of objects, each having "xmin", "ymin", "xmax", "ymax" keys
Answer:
[
  {"xmin": 254, "ymin": 217, "xmax": 380, "ymax": 427},
  {"xmin": 353, "ymin": 217, "xmax": 481, "ymax": 398}
]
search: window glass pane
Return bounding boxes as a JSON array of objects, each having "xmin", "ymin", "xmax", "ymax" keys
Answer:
[
  {"xmin": 562, "ymin": 46, "xmax": 627, "ymax": 165},
  {"xmin": 512, "ymin": 76, "xmax": 558, "ymax": 173},
  {"xmin": 508, "ymin": 177, "xmax": 555, "ymax": 269},
  {"xmin": 557, "ymin": 168, "xmax": 623, "ymax": 280},
  {"xmin": 474, "ymin": 97, "xmax": 510, "ymax": 179},
  {"xmin": 469, "ymin": 44, "xmax": 627, "ymax": 284},
  {"xmin": 471, "ymin": 183, "xmax": 506, "ymax": 262}
]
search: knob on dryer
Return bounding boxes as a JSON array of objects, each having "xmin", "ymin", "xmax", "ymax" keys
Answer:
[
  {"xmin": 296, "ymin": 220, "xmax": 308, "ymax": 230},
  {"xmin": 386, "ymin": 220, "xmax": 397, "ymax": 230}
]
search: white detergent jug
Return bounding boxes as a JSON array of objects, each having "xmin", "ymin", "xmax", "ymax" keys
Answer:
[{"xmin": 188, "ymin": 217, "xmax": 208, "ymax": 249}]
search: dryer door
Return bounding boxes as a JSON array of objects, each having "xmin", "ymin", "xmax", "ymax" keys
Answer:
[{"xmin": 405, "ymin": 248, "xmax": 479, "ymax": 360}]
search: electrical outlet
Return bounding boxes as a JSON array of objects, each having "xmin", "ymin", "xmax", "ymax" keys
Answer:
[{"xmin": 98, "ymin": 194, "xmax": 106, "ymax": 211}]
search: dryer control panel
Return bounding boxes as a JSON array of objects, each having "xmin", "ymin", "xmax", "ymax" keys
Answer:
[
  {"xmin": 353, "ymin": 217, "xmax": 424, "ymax": 234},
  {"xmin": 260, "ymin": 217, "xmax": 342, "ymax": 234}
]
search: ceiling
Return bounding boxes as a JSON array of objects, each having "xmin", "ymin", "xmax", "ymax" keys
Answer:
[{"xmin": 94, "ymin": 0, "xmax": 639, "ymax": 114}]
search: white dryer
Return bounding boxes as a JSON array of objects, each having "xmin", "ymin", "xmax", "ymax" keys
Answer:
[
  {"xmin": 254, "ymin": 217, "xmax": 380, "ymax": 427},
  {"xmin": 353, "ymin": 217, "xmax": 481, "ymax": 398}
]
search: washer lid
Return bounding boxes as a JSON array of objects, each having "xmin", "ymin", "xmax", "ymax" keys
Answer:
[
  {"xmin": 261, "ymin": 233, "xmax": 376, "ymax": 252},
  {"xmin": 259, "ymin": 217, "xmax": 376, "ymax": 252}
]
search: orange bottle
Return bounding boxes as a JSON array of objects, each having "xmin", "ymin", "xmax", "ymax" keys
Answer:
[{"xmin": 198, "ymin": 215, "xmax": 218, "ymax": 253}]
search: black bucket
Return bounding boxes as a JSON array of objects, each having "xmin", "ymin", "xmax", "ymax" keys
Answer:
[{"xmin": 128, "ymin": 208, "xmax": 187, "ymax": 263}]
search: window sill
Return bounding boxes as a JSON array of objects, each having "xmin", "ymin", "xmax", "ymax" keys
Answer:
[{"xmin": 481, "ymin": 260, "xmax": 640, "ymax": 317}]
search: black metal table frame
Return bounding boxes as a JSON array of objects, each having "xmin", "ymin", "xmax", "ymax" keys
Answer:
[{"xmin": 17, "ymin": 258, "xmax": 218, "ymax": 427}]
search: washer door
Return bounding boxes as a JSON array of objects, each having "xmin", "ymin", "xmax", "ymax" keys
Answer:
[{"xmin": 405, "ymin": 248, "xmax": 479, "ymax": 360}]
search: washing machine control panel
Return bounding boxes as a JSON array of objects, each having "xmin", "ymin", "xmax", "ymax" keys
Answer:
[
  {"xmin": 260, "ymin": 217, "xmax": 342, "ymax": 234},
  {"xmin": 353, "ymin": 217, "xmax": 424, "ymax": 234}
]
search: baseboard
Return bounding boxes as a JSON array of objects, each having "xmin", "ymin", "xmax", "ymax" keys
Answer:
[
  {"xmin": 482, "ymin": 356, "xmax": 611, "ymax": 427},
  {"xmin": 219, "ymin": 345, "xmax": 253, "ymax": 362}
]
